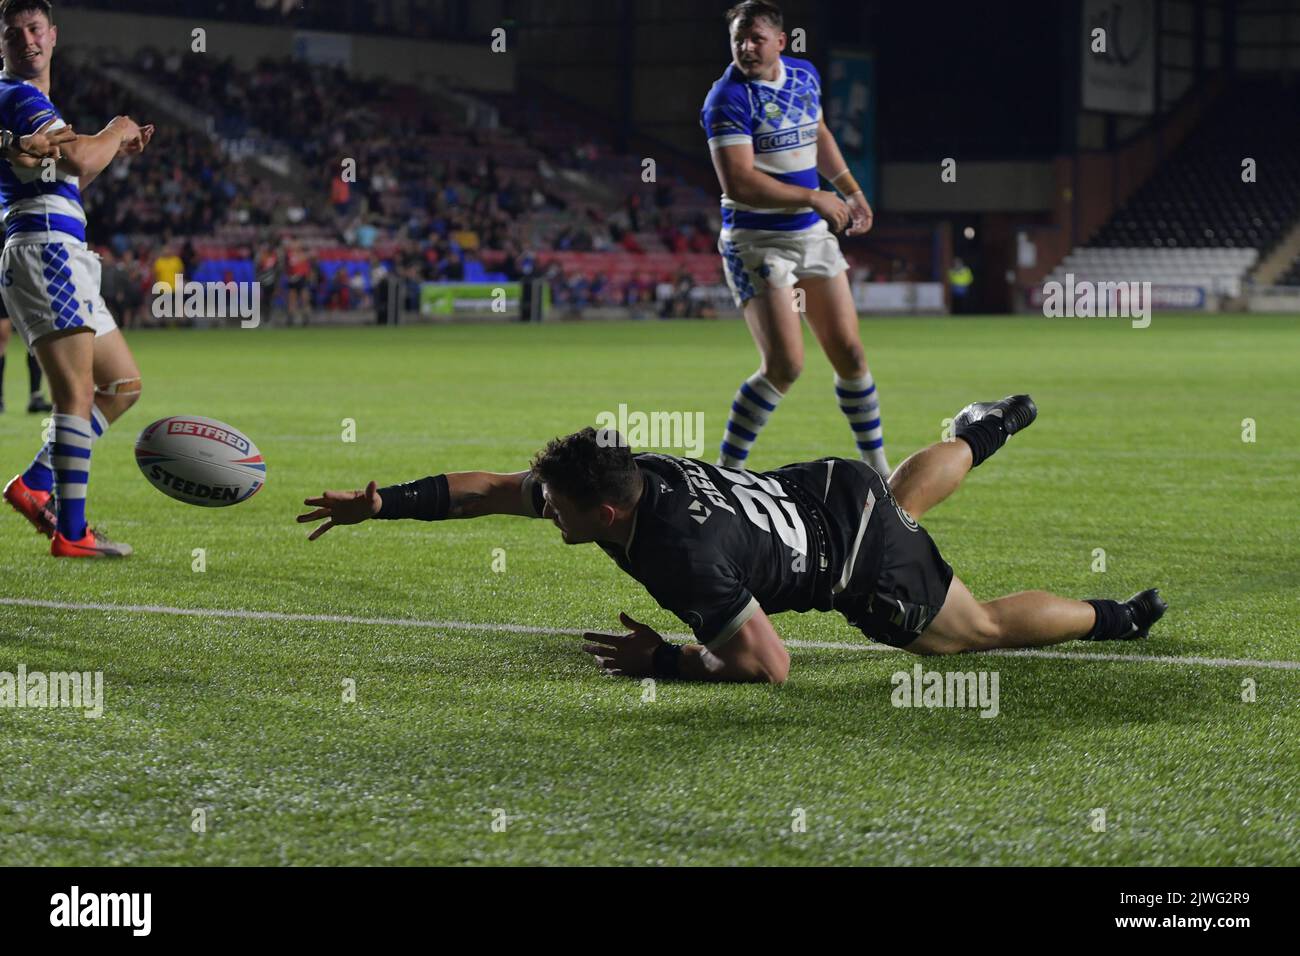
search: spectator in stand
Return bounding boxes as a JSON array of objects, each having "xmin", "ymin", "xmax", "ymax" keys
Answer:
[
  {"xmin": 180, "ymin": 238, "xmax": 198, "ymax": 280},
  {"xmin": 621, "ymin": 274, "xmax": 644, "ymax": 307},
  {"xmin": 331, "ymin": 173, "xmax": 351, "ymax": 217},
  {"xmin": 670, "ymin": 267, "xmax": 696, "ymax": 319},
  {"xmin": 518, "ymin": 247, "xmax": 537, "ymax": 278},
  {"xmin": 153, "ymin": 244, "xmax": 183, "ymax": 294},
  {"xmin": 501, "ymin": 242, "xmax": 521, "ymax": 281},
  {"xmin": 567, "ymin": 274, "xmax": 590, "ymax": 311},
  {"xmin": 355, "ymin": 220, "xmax": 379, "ymax": 250},
  {"xmin": 348, "ymin": 267, "xmax": 369, "ymax": 309},
  {"xmin": 256, "ymin": 244, "xmax": 283, "ymax": 324},
  {"xmin": 313, "ymin": 260, "xmax": 333, "ymax": 317},
  {"xmin": 546, "ymin": 263, "xmax": 566, "ymax": 306},
  {"xmin": 372, "ymin": 259, "xmax": 391, "ymax": 325},
  {"xmin": 285, "ymin": 242, "xmax": 312, "ymax": 325},
  {"xmin": 327, "ymin": 266, "xmax": 350, "ymax": 310},
  {"xmin": 462, "ymin": 248, "xmax": 483, "ymax": 280},
  {"xmin": 114, "ymin": 250, "xmax": 139, "ymax": 327},
  {"xmin": 99, "ymin": 250, "xmax": 132, "ymax": 332},
  {"xmin": 438, "ymin": 249, "xmax": 465, "ymax": 281},
  {"xmin": 655, "ymin": 181, "xmax": 674, "ymax": 210},
  {"xmin": 127, "ymin": 250, "xmax": 151, "ymax": 328},
  {"xmin": 402, "ymin": 259, "xmax": 423, "ymax": 313},
  {"xmin": 654, "ymin": 274, "xmax": 675, "ymax": 317}
]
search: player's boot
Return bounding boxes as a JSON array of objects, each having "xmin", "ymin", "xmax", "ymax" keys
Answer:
[
  {"xmin": 1119, "ymin": 588, "xmax": 1168, "ymax": 640},
  {"xmin": 51, "ymin": 526, "xmax": 133, "ymax": 558},
  {"xmin": 954, "ymin": 394, "xmax": 1038, "ymax": 436},
  {"xmin": 4, "ymin": 473, "xmax": 56, "ymax": 537},
  {"xmin": 27, "ymin": 394, "xmax": 53, "ymax": 413}
]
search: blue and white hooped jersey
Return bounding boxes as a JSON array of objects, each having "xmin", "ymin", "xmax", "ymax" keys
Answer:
[
  {"xmin": 0, "ymin": 70, "xmax": 86, "ymax": 247},
  {"xmin": 700, "ymin": 55, "xmax": 822, "ymax": 234}
]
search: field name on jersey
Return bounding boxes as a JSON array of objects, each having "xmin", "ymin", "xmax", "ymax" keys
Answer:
[{"xmin": 594, "ymin": 404, "xmax": 705, "ymax": 458}]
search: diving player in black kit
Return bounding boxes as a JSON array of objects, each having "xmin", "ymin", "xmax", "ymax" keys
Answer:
[{"xmin": 298, "ymin": 395, "xmax": 1167, "ymax": 684}]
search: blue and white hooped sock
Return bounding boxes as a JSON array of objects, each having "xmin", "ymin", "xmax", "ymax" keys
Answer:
[
  {"xmin": 22, "ymin": 440, "xmax": 55, "ymax": 493},
  {"xmin": 835, "ymin": 372, "xmax": 890, "ymax": 476},
  {"xmin": 52, "ymin": 413, "xmax": 96, "ymax": 540},
  {"xmin": 718, "ymin": 372, "xmax": 784, "ymax": 469},
  {"xmin": 24, "ymin": 405, "xmax": 106, "ymax": 494}
]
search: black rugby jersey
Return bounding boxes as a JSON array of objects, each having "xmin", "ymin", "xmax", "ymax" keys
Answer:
[{"xmin": 590, "ymin": 454, "xmax": 884, "ymax": 648}]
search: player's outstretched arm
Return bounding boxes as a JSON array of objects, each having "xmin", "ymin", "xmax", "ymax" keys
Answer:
[
  {"xmin": 56, "ymin": 116, "xmax": 148, "ymax": 188},
  {"xmin": 582, "ymin": 608, "xmax": 790, "ymax": 684},
  {"xmin": 298, "ymin": 471, "xmax": 539, "ymax": 540}
]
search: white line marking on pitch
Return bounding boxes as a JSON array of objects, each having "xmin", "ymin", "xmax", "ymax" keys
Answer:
[{"xmin": 2, "ymin": 597, "xmax": 1297, "ymax": 671}]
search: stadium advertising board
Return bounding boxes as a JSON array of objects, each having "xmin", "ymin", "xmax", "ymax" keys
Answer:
[
  {"xmin": 420, "ymin": 282, "xmax": 550, "ymax": 318},
  {"xmin": 826, "ymin": 50, "xmax": 877, "ymax": 204},
  {"xmin": 1081, "ymin": 0, "xmax": 1156, "ymax": 114},
  {"xmin": 1025, "ymin": 283, "xmax": 1209, "ymax": 311}
]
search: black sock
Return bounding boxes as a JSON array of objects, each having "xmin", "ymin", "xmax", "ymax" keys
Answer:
[
  {"xmin": 955, "ymin": 416, "xmax": 1008, "ymax": 468},
  {"xmin": 27, "ymin": 352, "xmax": 41, "ymax": 395},
  {"xmin": 1082, "ymin": 599, "xmax": 1133, "ymax": 641},
  {"xmin": 0, "ymin": 353, "xmax": 5, "ymax": 395}
]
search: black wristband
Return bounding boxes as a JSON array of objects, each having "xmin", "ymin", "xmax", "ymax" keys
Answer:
[
  {"xmin": 652, "ymin": 641, "xmax": 683, "ymax": 679},
  {"xmin": 375, "ymin": 474, "xmax": 450, "ymax": 521}
]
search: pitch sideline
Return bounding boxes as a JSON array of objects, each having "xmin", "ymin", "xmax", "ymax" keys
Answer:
[{"xmin": 1, "ymin": 596, "xmax": 1297, "ymax": 671}]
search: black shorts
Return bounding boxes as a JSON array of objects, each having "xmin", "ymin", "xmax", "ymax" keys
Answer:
[{"xmin": 831, "ymin": 464, "xmax": 955, "ymax": 648}]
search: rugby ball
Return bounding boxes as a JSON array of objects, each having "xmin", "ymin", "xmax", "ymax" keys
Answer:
[{"xmin": 134, "ymin": 416, "xmax": 266, "ymax": 507}]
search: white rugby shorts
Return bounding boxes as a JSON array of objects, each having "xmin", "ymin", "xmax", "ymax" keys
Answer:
[
  {"xmin": 0, "ymin": 240, "xmax": 117, "ymax": 347},
  {"xmin": 717, "ymin": 219, "xmax": 849, "ymax": 308}
]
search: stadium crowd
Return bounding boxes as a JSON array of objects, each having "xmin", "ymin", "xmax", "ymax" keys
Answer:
[{"xmin": 55, "ymin": 48, "xmax": 836, "ymax": 321}]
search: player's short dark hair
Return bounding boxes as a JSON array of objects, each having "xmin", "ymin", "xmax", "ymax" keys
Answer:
[
  {"xmin": 726, "ymin": 0, "xmax": 782, "ymax": 32},
  {"xmin": 530, "ymin": 427, "xmax": 642, "ymax": 509},
  {"xmin": 0, "ymin": 0, "xmax": 53, "ymax": 25}
]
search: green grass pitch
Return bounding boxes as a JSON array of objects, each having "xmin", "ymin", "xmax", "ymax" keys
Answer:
[{"xmin": 1, "ymin": 313, "xmax": 1297, "ymax": 865}]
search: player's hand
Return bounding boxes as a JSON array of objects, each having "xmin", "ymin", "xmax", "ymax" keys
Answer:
[
  {"xmin": 108, "ymin": 115, "xmax": 142, "ymax": 150},
  {"xmin": 13, "ymin": 126, "xmax": 76, "ymax": 165},
  {"xmin": 122, "ymin": 124, "xmax": 154, "ymax": 156},
  {"xmin": 581, "ymin": 611, "xmax": 664, "ymax": 677},
  {"xmin": 297, "ymin": 481, "xmax": 383, "ymax": 541},
  {"xmin": 844, "ymin": 191, "xmax": 874, "ymax": 236},
  {"xmin": 809, "ymin": 190, "xmax": 851, "ymax": 233}
]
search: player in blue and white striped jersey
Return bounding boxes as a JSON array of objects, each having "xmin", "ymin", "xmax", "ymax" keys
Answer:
[
  {"xmin": 0, "ymin": 0, "xmax": 152, "ymax": 557},
  {"xmin": 702, "ymin": 1, "xmax": 890, "ymax": 479},
  {"xmin": 0, "ymin": 121, "xmax": 67, "ymax": 414}
]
